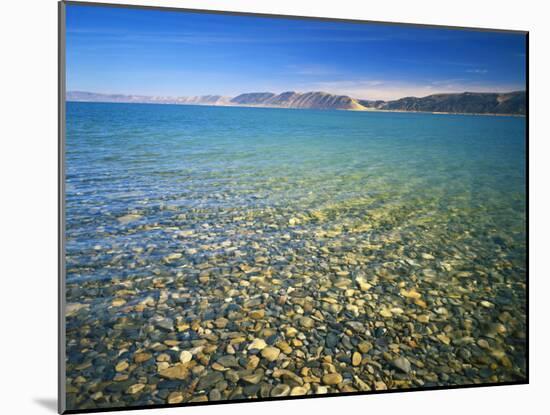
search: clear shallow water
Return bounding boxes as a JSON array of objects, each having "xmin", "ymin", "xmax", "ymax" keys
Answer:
[
  {"xmin": 64, "ymin": 102, "xmax": 526, "ymax": 410},
  {"xmin": 66, "ymin": 102, "xmax": 525, "ymax": 282}
]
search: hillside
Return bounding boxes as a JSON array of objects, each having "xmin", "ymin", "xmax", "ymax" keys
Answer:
[
  {"xmin": 67, "ymin": 90, "xmax": 526, "ymax": 115},
  {"xmin": 231, "ymin": 91, "xmax": 365, "ymax": 110},
  {"xmin": 359, "ymin": 91, "xmax": 526, "ymax": 115}
]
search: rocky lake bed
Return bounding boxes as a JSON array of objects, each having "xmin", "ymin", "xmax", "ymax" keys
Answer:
[
  {"xmin": 65, "ymin": 199, "xmax": 526, "ymax": 410},
  {"xmin": 64, "ymin": 102, "xmax": 526, "ymax": 411}
]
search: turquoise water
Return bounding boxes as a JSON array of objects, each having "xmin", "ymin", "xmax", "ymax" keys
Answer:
[
  {"xmin": 66, "ymin": 102, "xmax": 526, "ymax": 280},
  {"xmin": 64, "ymin": 102, "xmax": 526, "ymax": 409}
]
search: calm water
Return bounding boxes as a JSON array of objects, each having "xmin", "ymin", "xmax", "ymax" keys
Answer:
[
  {"xmin": 64, "ymin": 102, "xmax": 526, "ymax": 409},
  {"xmin": 66, "ymin": 102, "xmax": 526, "ymax": 283}
]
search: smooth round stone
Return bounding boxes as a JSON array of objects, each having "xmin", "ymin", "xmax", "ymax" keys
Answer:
[
  {"xmin": 243, "ymin": 383, "xmax": 261, "ymax": 397},
  {"xmin": 115, "ymin": 360, "xmax": 129, "ymax": 372},
  {"xmin": 374, "ymin": 381, "xmax": 388, "ymax": 390},
  {"xmin": 478, "ymin": 339, "xmax": 490, "ymax": 349},
  {"xmin": 437, "ymin": 334, "xmax": 451, "ymax": 345},
  {"xmin": 157, "ymin": 380, "xmax": 181, "ymax": 390},
  {"xmin": 246, "ymin": 355, "xmax": 260, "ymax": 370},
  {"xmin": 105, "ymin": 379, "xmax": 134, "ymax": 393},
  {"xmin": 299, "ymin": 316, "xmax": 315, "ymax": 329},
  {"xmin": 113, "ymin": 373, "xmax": 129, "ymax": 382},
  {"xmin": 154, "ymin": 317, "xmax": 174, "ymax": 331},
  {"xmin": 209, "ymin": 389, "xmax": 222, "ymax": 401},
  {"xmin": 489, "ymin": 323, "xmax": 507, "ymax": 335},
  {"xmin": 380, "ymin": 308, "xmax": 392, "ymax": 318},
  {"xmin": 156, "ymin": 354, "xmax": 170, "ymax": 363},
  {"xmin": 352, "ymin": 352, "xmax": 362, "ymax": 366},
  {"xmin": 197, "ymin": 371, "xmax": 224, "ymax": 390},
  {"xmin": 261, "ymin": 346, "xmax": 281, "ymax": 362},
  {"xmin": 266, "ymin": 334, "xmax": 279, "ymax": 345},
  {"xmin": 259, "ymin": 382, "xmax": 272, "ymax": 398},
  {"xmin": 189, "ymin": 394, "xmax": 209, "ymax": 403},
  {"xmin": 158, "ymin": 363, "xmax": 189, "ymax": 380},
  {"xmin": 157, "ymin": 362, "xmax": 170, "ymax": 371},
  {"xmin": 211, "ymin": 363, "xmax": 225, "ymax": 371},
  {"xmin": 277, "ymin": 341, "xmax": 292, "ymax": 354},
  {"xmin": 326, "ymin": 332, "xmax": 339, "ymax": 348},
  {"xmin": 216, "ymin": 355, "xmax": 240, "ymax": 368},
  {"xmin": 286, "ymin": 327, "xmax": 298, "ymax": 337},
  {"xmin": 290, "ymin": 386, "xmax": 307, "ymax": 396},
  {"xmin": 322, "ymin": 373, "xmax": 343, "ymax": 385},
  {"xmin": 249, "ymin": 309, "xmax": 265, "ymax": 319},
  {"xmin": 358, "ymin": 342, "xmax": 373, "ymax": 353},
  {"xmin": 214, "ymin": 318, "xmax": 229, "ymax": 329},
  {"xmin": 90, "ymin": 391, "xmax": 103, "ymax": 401},
  {"xmin": 179, "ymin": 351, "xmax": 192, "ymax": 364},
  {"xmin": 157, "ymin": 389, "xmax": 170, "ymax": 400},
  {"xmin": 241, "ymin": 370, "xmax": 264, "ymax": 384},
  {"xmin": 225, "ymin": 370, "xmax": 240, "ymax": 383},
  {"xmin": 391, "ymin": 356, "xmax": 411, "ymax": 373},
  {"xmin": 270, "ymin": 384, "xmax": 291, "ymax": 397},
  {"xmin": 273, "ymin": 368, "xmax": 303, "ymax": 386},
  {"xmin": 346, "ymin": 321, "xmax": 365, "ymax": 332},
  {"xmin": 342, "ymin": 336, "xmax": 353, "ymax": 349},
  {"xmin": 167, "ymin": 391, "xmax": 184, "ymax": 404},
  {"xmin": 375, "ymin": 327, "xmax": 387, "ymax": 337},
  {"xmin": 134, "ymin": 352, "xmax": 152, "ymax": 363},
  {"xmin": 248, "ymin": 339, "xmax": 267, "ymax": 351},
  {"xmin": 126, "ymin": 383, "xmax": 145, "ymax": 395}
]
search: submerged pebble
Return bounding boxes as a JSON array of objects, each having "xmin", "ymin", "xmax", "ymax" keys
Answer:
[{"xmin": 64, "ymin": 105, "xmax": 527, "ymax": 410}]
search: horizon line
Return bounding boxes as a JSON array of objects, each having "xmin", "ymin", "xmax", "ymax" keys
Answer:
[{"xmin": 67, "ymin": 88, "xmax": 526, "ymax": 102}]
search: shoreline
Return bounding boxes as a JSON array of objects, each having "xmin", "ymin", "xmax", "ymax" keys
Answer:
[{"xmin": 66, "ymin": 99, "xmax": 526, "ymax": 118}]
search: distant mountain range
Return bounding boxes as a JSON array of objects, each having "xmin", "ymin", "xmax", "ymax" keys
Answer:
[
  {"xmin": 66, "ymin": 91, "xmax": 232, "ymax": 106},
  {"xmin": 67, "ymin": 90, "xmax": 526, "ymax": 115}
]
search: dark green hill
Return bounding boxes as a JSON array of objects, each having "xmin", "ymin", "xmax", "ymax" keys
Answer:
[{"xmin": 359, "ymin": 91, "xmax": 526, "ymax": 115}]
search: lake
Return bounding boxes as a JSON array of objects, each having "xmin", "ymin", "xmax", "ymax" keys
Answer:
[{"xmin": 64, "ymin": 101, "xmax": 527, "ymax": 410}]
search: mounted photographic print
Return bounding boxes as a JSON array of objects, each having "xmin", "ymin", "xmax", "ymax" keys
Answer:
[{"xmin": 59, "ymin": 1, "xmax": 528, "ymax": 413}]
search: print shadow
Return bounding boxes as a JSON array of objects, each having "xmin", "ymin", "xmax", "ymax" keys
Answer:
[{"xmin": 34, "ymin": 398, "xmax": 57, "ymax": 413}]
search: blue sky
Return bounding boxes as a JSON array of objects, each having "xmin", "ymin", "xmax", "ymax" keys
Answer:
[{"xmin": 66, "ymin": 4, "xmax": 526, "ymax": 100}]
